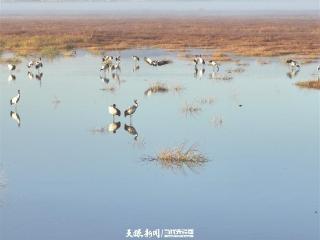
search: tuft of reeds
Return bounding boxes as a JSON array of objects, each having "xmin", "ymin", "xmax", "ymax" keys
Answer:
[
  {"xmin": 182, "ymin": 102, "xmax": 202, "ymax": 115},
  {"xmin": 142, "ymin": 144, "xmax": 208, "ymax": 170},
  {"xmin": 198, "ymin": 96, "xmax": 214, "ymax": 105},
  {"xmin": 295, "ymin": 80, "xmax": 320, "ymax": 89},
  {"xmin": 172, "ymin": 85, "xmax": 185, "ymax": 93},
  {"xmin": 100, "ymin": 86, "xmax": 116, "ymax": 92},
  {"xmin": 214, "ymin": 74, "xmax": 233, "ymax": 81},
  {"xmin": 144, "ymin": 82, "xmax": 169, "ymax": 96},
  {"xmin": 227, "ymin": 67, "xmax": 245, "ymax": 73}
]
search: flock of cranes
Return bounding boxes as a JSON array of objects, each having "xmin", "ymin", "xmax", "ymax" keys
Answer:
[{"xmin": 6, "ymin": 53, "xmax": 320, "ymax": 130}]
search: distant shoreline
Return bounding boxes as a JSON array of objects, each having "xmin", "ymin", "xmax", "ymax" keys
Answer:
[{"xmin": 0, "ymin": 16, "xmax": 319, "ymax": 61}]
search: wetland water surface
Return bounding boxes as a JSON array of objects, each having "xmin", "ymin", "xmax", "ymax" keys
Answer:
[{"xmin": 0, "ymin": 49, "xmax": 319, "ymax": 240}]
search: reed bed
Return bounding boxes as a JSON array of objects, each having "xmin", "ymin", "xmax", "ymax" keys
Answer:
[
  {"xmin": 295, "ymin": 80, "xmax": 320, "ymax": 89},
  {"xmin": 0, "ymin": 17, "xmax": 319, "ymax": 60}
]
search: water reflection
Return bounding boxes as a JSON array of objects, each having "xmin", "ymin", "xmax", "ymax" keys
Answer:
[
  {"xmin": 194, "ymin": 66, "xmax": 205, "ymax": 79},
  {"xmin": 100, "ymin": 75, "xmax": 110, "ymax": 85},
  {"xmin": 133, "ymin": 64, "xmax": 140, "ymax": 72},
  {"xmin": 124, "ymin": 123, "xmax": 138, "ymax": 141},
  {"xmin": 287, "ymin": 69, "xmax": 300, "ymax": 79},
  {"xmin": 52, "ymin": 96, "xmax": 61, "ymax": 109},
  {"xmin": 10, "ymin": 110, "xmax": 21, "ymax": 127},
  {"xmin": 27, "ymin": 71, "xmax": 34, "ymax": 80},
  {"xmin": 8, "ymin": 74, "xmax": 16, "ymax": 82},
  {"xmin": 108, "ymin": 121, "xmax": 121, "ymax": 134}
]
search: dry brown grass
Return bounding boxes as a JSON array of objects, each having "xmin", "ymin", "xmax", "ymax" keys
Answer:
[
  {"xmin": 142, "ymin": 144, "xmax": 208, "ymax": 170},
  {"xmin": 0, "ymin": 16, "xmax": 319, "ymax": 59},
  {"xmin": 144, "ymin": 82, "xmax": 169, "ymax": 96},
  {"xmin": 227, "ymin": 67, "xmax": 246, "ymax": 74},
  {"xmin": 172, "ymin": 85, "xmax": 185, "ymax": 93},
  {"xmin": 295, "ymin": 80, "xmax": 320, "ymax": 89},
  {"xmin": 0, "ymin": 56, "xmax": 22, "ymax": 64},
  {"xmin": 198, "ymin": 97, "xmax": 214, "ymax": 105},
  {"xmin": 212, "ymin": 52, "xmax": 232, "ymax": 61}
]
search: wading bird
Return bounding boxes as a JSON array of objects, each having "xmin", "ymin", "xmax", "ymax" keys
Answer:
[
  {"xmin": 144, "ymin": 57, "xmax": 172, "ymax": 66},
  {"xmin": 35, "ymin": 58, "xmax": 43, "ymax": 72},
  {"xmin": 124, "ymin": 100, "xmax": 138, "ymax": 119},
  {"xmin": 8, "ymin": 64, "xmax": 16, "ymax": 71},
  {"xmin": 286, "ymin": 59, "xmax": 300, "ymax": 69},
  {"xmin": 208, "ymin": 60, "xmax": 220, "ymax": 72},
  {"xmin": 108, "ymin": 104, "xmax": 121, "ymax": 120},
  {"xmin": 194, "ymin": 55, "xmax": 205, "ymax": 65},
  {"xmin": 27, "ymin": 60, "xmax": 35, "ymax": 68},
  {"xmin": 132, "ymin": 56, "xmax": 140, "ymax": 62}
]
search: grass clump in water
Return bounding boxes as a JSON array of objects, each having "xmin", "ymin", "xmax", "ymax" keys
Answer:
[
  {"xmin": 144, "ymin": 82, "xmax": 169, "ymax": 96},
  {"xmin": 182, "ymin": 102, "xmax": 202, "ymax": 116},
  {"xmin": 143, "ymin": 144, "xmax": 208, "ymax": 170}
]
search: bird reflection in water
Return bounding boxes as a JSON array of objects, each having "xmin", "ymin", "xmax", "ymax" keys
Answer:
[
  {"xmin": 133, "ymin": 64, "xmax": 140, "ymax": 72},
  {"xmin": 124, "ymin": 123, "xmax": 138, "ymax": 141},
  {"xmin": 108, "ymin": 121, "xmax": 121, "ymax": 134},
  {"xmin": 286, "ymin": 69, "xmax": 300, "ymax": 79},
  {"xmin": 194, "ymin": 66, "xmax": 205, "ymax": 79},
  {"xmin": 8, "ymin": 74, "xmax": 16, "ymax": 82},
  {"xmin": 10, "ymin": 111, "xmax": 21, "ymax": 127}
]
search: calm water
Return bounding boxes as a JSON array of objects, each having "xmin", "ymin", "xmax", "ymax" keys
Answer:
[{"xmin": 0, "ymin": 49, "xmax": 319, "ymax": 240}]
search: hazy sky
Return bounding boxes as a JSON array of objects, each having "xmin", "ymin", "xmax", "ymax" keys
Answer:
[{"xmin": 1, "ymin": 0, "xmax": 318, "ymax": 16}]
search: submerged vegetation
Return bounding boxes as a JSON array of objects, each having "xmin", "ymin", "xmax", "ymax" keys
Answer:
[
  {"xmin": 295, "ymin": 80, "xmax": 320, "ymax": 89},
  {"xmin": 182, "ymin": 102, "xmax": 202, "ymax": 116},
  {"xmin": 142, "ymin": 144, "xmax": 208, "ymax": 170}
]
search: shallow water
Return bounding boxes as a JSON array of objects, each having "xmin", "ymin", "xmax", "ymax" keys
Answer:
[{"xmin": 0, "ymin": 49, "xmax": 319, "ymax": 240}]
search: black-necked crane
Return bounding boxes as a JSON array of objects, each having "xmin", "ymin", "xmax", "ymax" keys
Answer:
[
  {"xmin": 194, "ymin": 55, "xmax": 205, "ymax": 65},
  {"xmin": 10, "ymin": 90, "xmax": 20, "ymax": 108},
  {"xmin": 35, "ymin": 58, "xmax": 43, "ymax": 72},
  {"xmin": 144, "ymin": 57, "xmax": 172, "ymax": 66},
  {"xmin": 124, "ymin": 100, "xmax": 138, "ymax": 120},
  {"xmin": 108, "ymin": 104, "xmax": 121, "ymax": 120},
  {"xmin": 108, "ymin": 121, "xmax": 121, "ymax": 134},
  {"xmin": 10, "ymin": 111, "xmax": 21, "ymax": 127},
  {"xmin": 8, "ymin": 64, "xmax": 16, "ymax": 71},
  {"xmin": 144, "ymin": 57, "xmax": 154, "ymax": 66},
  {"xmin": 124, "ymin": 124, "xmax": 138, "ymax": 141},
  {"xmin": 208, "ymin": 60, "xmax": 220, "ymax": 72},
  {"xmin": 27, "ymin": 60, "xmax": 35, "ymax": 68},
  {"xmin": 286, "ymin": 59, "xmax": 300, "ymax": 69},
  {"xmin": 132, "ymin": 56, "xmax": 140, "ymax": 62}
]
